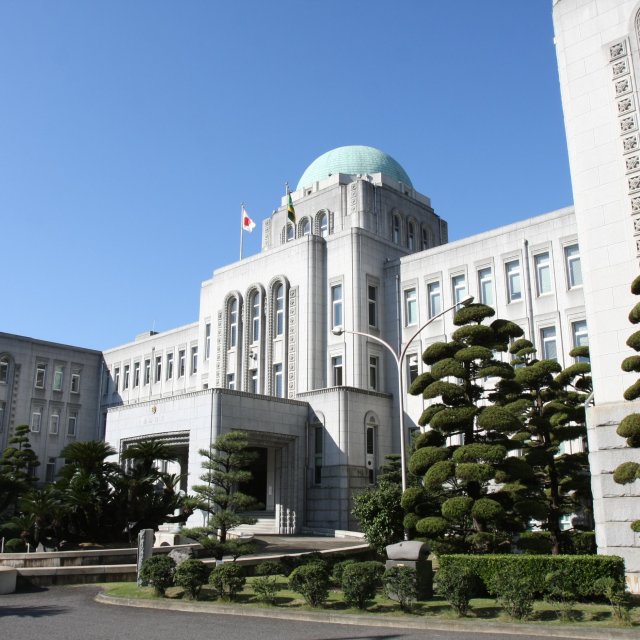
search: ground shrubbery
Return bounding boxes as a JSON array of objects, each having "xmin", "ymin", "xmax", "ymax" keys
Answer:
[
  {"xmin": 382, "ymin": 565, "xmax": 417, "ymax": 612},
  {"xmin": 139, "ymin": 555, "xmax": 176, "ymax": 596},
  {"xmin": 340, "ymin": 561, "xmax": 385, "ymax": 609},
  {"xmin": 208, "ymin": 563, "xmax": 246, "ymax": 601},
  {"xmin": 434, "ymin": 564, "xmax": 477, "ymax": 616},
  {"xmin": 288, "ymin": 563, "xmax": 330, "ymax": 607},
  {"xmin": 173, "ymin": 559, "xmax": 208, "ymax": 600}
]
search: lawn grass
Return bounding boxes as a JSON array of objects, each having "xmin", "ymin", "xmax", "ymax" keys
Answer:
[{"xmin": 98, "ymin": 576, "xmax": 640, "ymax": 629}]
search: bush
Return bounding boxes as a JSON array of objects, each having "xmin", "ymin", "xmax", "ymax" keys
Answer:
[
  {"xmin": 487, "ymin": 567, "xmax": 535, "ymax": 620},
  {"xmin": 331, "ymin": 559, "xmax": 357, "ymax": 585},
  {"xmin": 208, "ymin": 563, "xmax": 246, "ymax": 601},
  {"xmin": 382, "ymin": 565, "xmax": 417, "ymax": 612},
  {"xmin": 341, "ymin": 561, "xmax": 384, "ymax": 610},
  {"xmin": 139, "ymin": 555, "xmax": 176, "ymax": 596},
  {"xmin": 174, "ymin": 559, "xmax": 208, "ymax": 600},
  {"xmin": 289, "ymin": 564, "xmax": 330, "ymax": 607},
  {"xmin": 593, "ymin": 577, "xmax": 633, "ymax": 625},
  {"xmin": 252, "ymin": 575, "xmax": 281, "ymax": 605},
  {"xmin": 544, "ymin": 570, "xmax": 577, "ymax": 622},
  {"xmin": 434, "ymin": 565, "xmax": 477, "ymax": 616},
  {"xmin": 255, "ymin": 560, "xmax": 282, "ymax": 576},
  {"xmin": 3, "ymin": 538, "xmax": 27, "ymax": 553},
  {"xmin": 437, "ymin": 554, "xmax": 625, "ymax": 600}
]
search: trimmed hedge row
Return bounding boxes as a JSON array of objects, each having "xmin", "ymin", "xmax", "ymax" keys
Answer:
[{"xmin": 438, "ymin": 554, "xmax": 625, "ymax": 599}]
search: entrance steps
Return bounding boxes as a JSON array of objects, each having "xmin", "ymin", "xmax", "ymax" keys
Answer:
[{"xmin": 233, "ymin": 513, "xmax": 277, "ymax": 536}]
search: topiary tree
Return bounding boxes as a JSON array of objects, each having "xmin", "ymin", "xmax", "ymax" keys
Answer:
[
  {"xmin": 405, "ymin": 304, "xmax": 526, "ymax": 553},
  {"xmin": 0, "ymin": 425, "xmax": 39, "ymax": 517},
  {"xmin": 288, "ymin": 563, "xmax": 330, "ymax": 607},
  {"xmin": 340, "ymin": 561, "xmax": 385, "ymax": 609},
  {"xmin": 208, "ymin": 563, "xmax": 246, "ymax": 600},
  {"xmin": 498, "ymin": 339, "xmax": 594, "ymax": 554},
  {"xmin": 613, "ymin": 274, "xmax": 640, "ymax": 533},
  {"xmin": 191, "ymin": 431, "xmax": 260, "ymax": 558}
]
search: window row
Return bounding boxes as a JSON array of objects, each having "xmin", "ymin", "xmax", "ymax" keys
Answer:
[
  {"xmin": 30, "ymin": 407, "xmax": 79, "ymax": 437},
  {"xmin": 29, "ymin": 362, "xmax": 81, "ymax": 394},
  {"xmin": 328, "ymin": 352, "xmax": 381, "ymax": 392},
  {"xmin": 391, "ymin": 213, "xmax": 435, "ymax": 251},
  {"xmin": 282, "ymin": 211, "xmax": 330, "ymax": 244},
  {"xmin": 111, "ymin": 346, "xmax": 198, "ymax": 393},
  {"xmin": 402, "ymin": 244, "xmax": 582, "ymax": 326}
]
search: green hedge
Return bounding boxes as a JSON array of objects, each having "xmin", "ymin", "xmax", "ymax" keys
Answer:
[{"xmin": 438, "ymin": 554, "xmax": 625, "ymax": 600}]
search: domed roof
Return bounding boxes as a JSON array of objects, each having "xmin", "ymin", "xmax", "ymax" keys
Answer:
[{"xmin": 296, "ymin": 145, "xmax": 413, "ymax": 190}]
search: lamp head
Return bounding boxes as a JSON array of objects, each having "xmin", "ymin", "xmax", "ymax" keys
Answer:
[
  {"xmin": 332, "ymin": 328, "xmax": 344, "ymax": 336},
  {"xmin": 461, "ymin": 296, "xmax": 474, "ymax": 307}
]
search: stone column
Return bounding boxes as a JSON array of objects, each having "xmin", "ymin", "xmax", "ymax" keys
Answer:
[{"xmin": 136, "ymin": 529, "xmax": 154, "ymax": 586}]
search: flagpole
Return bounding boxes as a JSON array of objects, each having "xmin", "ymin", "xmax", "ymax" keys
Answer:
[{"xmin": 239, "ymin": 202, "xmax": 244, "ymax": 260}]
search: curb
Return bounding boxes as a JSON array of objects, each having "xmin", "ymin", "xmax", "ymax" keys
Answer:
[{"xmin": 95, "ymin": 592, "xmax": 637, "ymax": 639}]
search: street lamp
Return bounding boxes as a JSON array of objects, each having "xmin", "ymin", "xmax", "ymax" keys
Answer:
[{"xmin": 332, "ymin": 295, "xmax": 473, "ymax": 496}]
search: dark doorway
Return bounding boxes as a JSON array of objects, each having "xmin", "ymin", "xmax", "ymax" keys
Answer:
[{"xmin": 240, "ymin": 447, "xmax": 267, "ymax": 510}]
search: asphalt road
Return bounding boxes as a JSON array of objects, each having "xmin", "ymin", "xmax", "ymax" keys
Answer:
[{"xmin": 0, "ymin": 586, "xmax": 567, "ymax": 640}]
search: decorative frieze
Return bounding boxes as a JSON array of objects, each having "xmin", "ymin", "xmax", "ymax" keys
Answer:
[{"xmin": 287, "ymin": 286, "xmax": 298, "ymax": 398}]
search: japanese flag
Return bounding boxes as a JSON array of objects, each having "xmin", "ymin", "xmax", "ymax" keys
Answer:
[{"xmin": 242, "ymin": 207, "xmax": 256, "ymax": 232}]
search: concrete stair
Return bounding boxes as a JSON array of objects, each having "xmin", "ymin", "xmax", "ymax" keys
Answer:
[{"xmin": 232, "ymin": 513, "xmax": 277, "ymax": 536}]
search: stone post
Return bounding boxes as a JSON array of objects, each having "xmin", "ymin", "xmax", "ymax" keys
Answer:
[{"xmin": 136, "ymin": 529, "xmax": 154, "ymax": 586}]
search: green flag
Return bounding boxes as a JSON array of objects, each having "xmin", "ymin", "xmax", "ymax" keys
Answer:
[{"xmin": 287, "ymin": 190, "xmax": 296, "ymax": 224}]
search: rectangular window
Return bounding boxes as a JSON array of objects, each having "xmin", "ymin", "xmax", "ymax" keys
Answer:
[
  {"xmin": 505, "ymin": 260, "xmax": 522, "ymax": 302},
  {"xmin": 191, "ymin": 346, "xmax": 198, "ymax": 374},
  {"xmin": 133, "ymin": 362, "xmax": 140, "ymax": 387},
  {"xmin": 155, "ymin": 356, "xmax": 162, "ymax": 382},
  {"xmin": 123, "ymin": 364, "xmax": 130, "ymax": 390},
  {"xmin": 540, "ymin": 326, "xmax": 558, "ymax": 361},
  {"xmin": 0, "ymin": 401, "xmax": 5, "ymax": 432},
  {"xmin": 251, "ymin": 293, "xmax": 261, "ymax": 342},
  {"xmin": 144, "ymin": 359, "xmax": 151, "ymax": 385},
  {"xmin": 205, "ymin": 323, "xmax": 211, "ymax": 360},
  {"xmin": 31, "ymin": 409, "xmax": 42, "ymax": 433},
  {"xmin": 46, "ymin": 457, "xmax": 56, "ymax": 483},
  {"xmin": 70, "ymin": 373, "xmax": 80, "ymax": 394},
  {"xmin": 478, "ymin": 267, "xmax": 494, "ymax": 306},
  {"xmin": 427, "ymin": 281, "xmax": 442, "ymax": 318},
  {"xmin": 369, "ymin": 355, "xmax": 379, "ymax": 391},
  {"xmin": 392, "ymin": 215, "xmax": 401, "ymax": 244},
  {"xmin": 178, "ymin": 350, "xmax": 185, "ymax": 378},
  {"xmin": 314, "ymin": 426, "xmax": 323, "ymax": 485},
  {"xmin": 404, "ymin": 287, "xmax": 417, "ymax": 326},
  {"xmin": 67, "ymin": 413, "xmax": 77, "ymax": 437},
  {"xmin": 331, "ymin": 355, "xmax": 343, "ymax": 386},
  {"xmin": 226, "ymin": 373, "xmax": 235, "ymax": 390},
  {"xmin": 408, "ymin": 354, "xmax": 419, "ymax": 384},
  {"xmin": 250, "ymin": 369, "xmax": 259, "ymax": 394},
  {"xmin": 565, "ymin": 244, "xmax": 583, "ymax": 288},
  {"xmin": 35, "ymin": 363, "xmax": 46, "ymax": 389},
  {"xmin": 572, "ymin": 320, "xmax": 589, "ymax": 361},
  {"xmin": 273, "ymin": 363, "xmax": 283, "ymax": 398},
  {"xmin": 53, "ymin": 366, "xmax": 64, "ymax": 392},
  {"xmin": 114, "ymin": 367, "xmax": 120, "ymax": 392},
  {"xmin": 331, "ymin": 284, "xmax": 343, "ymax": 329},
  {"xmin": 166, "ymin": 353, "xmax": 174, "ymax": 380},
  {"xmin": 368, "ymin": 284, "xmax": 378, "ymax": 328},
  {"xmin": 534, "ymin": 252, "xmax": 552, "ymax": 295},
  {"xmin": 229, "ymin": 300, "xmax": 238, "ymax": 348},
  {"xmin": 452, "ymin": 274, "xmax": 467, "ymax": 307},
  {"xmin": 0, "ymin": 359, "xmax": 8, "ymax": 384},
  {"xmin": 49, "ymin": 413, "xmax": 59, "ymax": 435},
  {"xmin": 275, "ymin": 285, "xmax": 285, "ymax": 336}
]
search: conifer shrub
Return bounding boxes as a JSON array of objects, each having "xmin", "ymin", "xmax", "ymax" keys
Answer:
[
  {"xmin": 340, "ymin": 561, "xmax": 384, "ymax": 609},
  {"xmin": 252, "ymin": 575, "xmax": 281, "ymax": 605},
  {"xmin": 382, "ymin": 565, "xmax": 417, "ymax": 611},
  {"xmin": 208, "ymin": 563, "xmax": 246, "ymax": 601},
  {"xmin": 434, "ymin": 564, "xmax": 477, "ymax": 616},
  {"xmin": 254, "ymin": 560, "xmax": 282, "ymax": 576},
  {"xmin": 289, "ymin": 563, "xmax": 330, "ymax": 607},
  {"xmin": 139, "ymin": 555, "xmax": 176, "ymax": 596},
  {"xmin": 174, "ymin": 559, "xmax": 208, "ymax": 600},
  {"xmin": 331, "ymin": 559, "xmax": 357, "ymax": 585}
]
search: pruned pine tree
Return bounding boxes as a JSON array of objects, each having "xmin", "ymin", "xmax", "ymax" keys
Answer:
[
  {"xmin": 497, "ymin": 339, "xmax": 594, "ymax": 554},
  {"xmin": 192, "ymin": 431, "xmax": 260, "ymax": 555},
  {"xmin": 405, "ymin": 303, "xmax": 525, "ymax": 554},
  {"xmin": 613, "ymin": 274, "xmax": 640, "ymax": 533},
  {"xmin": 0, "ymin": 424, "xmax": 40, "ymax": 516}
]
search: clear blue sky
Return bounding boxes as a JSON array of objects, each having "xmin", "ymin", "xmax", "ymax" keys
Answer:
[{"xmin": 0, "ymin": 1, "xmax": 572, "ymax": 350}]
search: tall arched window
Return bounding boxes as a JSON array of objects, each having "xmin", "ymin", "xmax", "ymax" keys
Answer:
[
  {"xmin": 392, "ymin": 214, "xmax": 401, "ymax": 244},
  {"xmin": 318, "ymin": 212, "xmax": 328, "ymax": 238},
  {"xmin": 251, "ymin": 291, "xmax": 261, "ymax": 343},
  {"xmin": 421, "ymin": 226, "xmax": 430, "ymax": 250},
  {"xmin": 286, "ymin": 224, "xmax": 295, "ymax": 242},
  {"xmin": 408, "ymin": 221, "xmax": 415, "ymax": 250},
  {"xmin": 301, "ymin": 218, "xmax": 311, "ymax": 236},
  {"xmin": 0, "ymin": 356, "xmax": 9, "ymax": 384},
  {"xmin": 228, "ymin": 298, "xmax": 238, "ymax": 348},
  {"xmin": 275, "ymin": 284, "xmax": 285, "ymax": 336}
]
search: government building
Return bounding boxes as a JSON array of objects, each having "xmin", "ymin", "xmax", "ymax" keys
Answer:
[{"xmin": 0, "ymin": 0, "xmax": 638, "ymax": 587}]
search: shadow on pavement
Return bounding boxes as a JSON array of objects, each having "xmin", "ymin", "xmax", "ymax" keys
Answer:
[{"xmin": 0, "ymin": 604, "xmax": 70, "ymax": 618}]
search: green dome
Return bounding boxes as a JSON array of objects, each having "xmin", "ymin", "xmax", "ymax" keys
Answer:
[{"xmin": 296, "ymin": 145, "xmax": 413, "ymax": 190}]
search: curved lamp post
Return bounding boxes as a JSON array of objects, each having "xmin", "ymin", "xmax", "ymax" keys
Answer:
[{"xmin": 333, "ymin": 295, "xmax": 473, "ymax": 495}]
